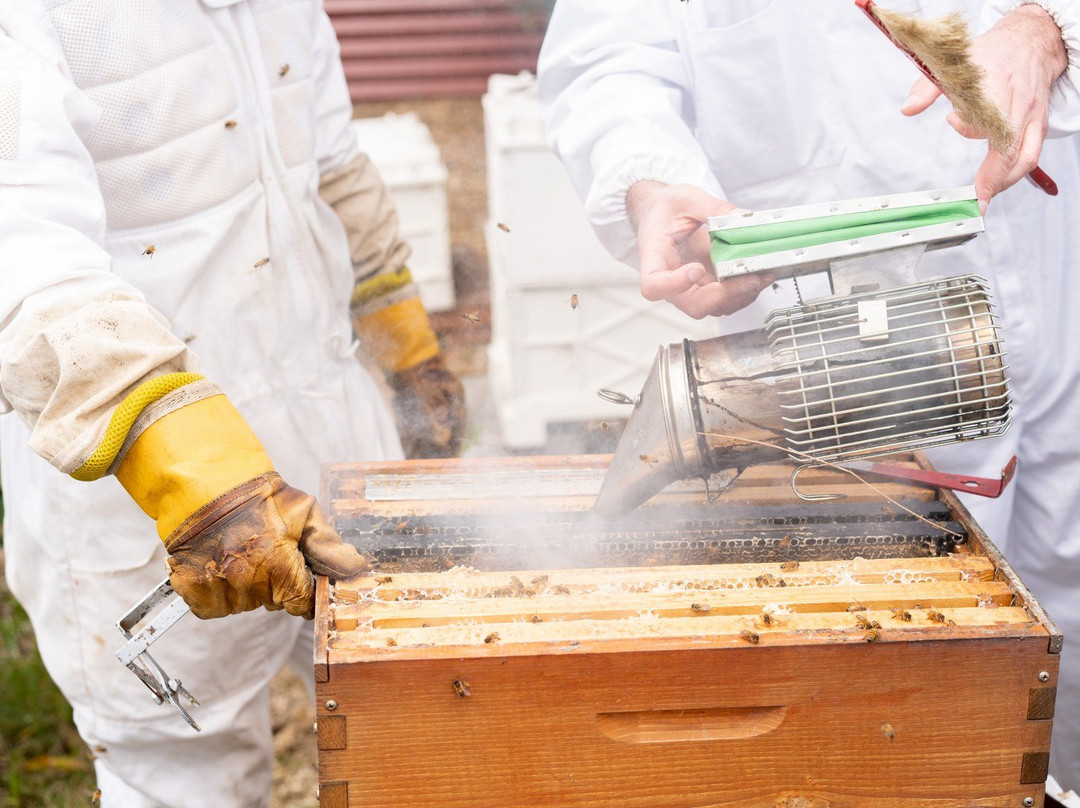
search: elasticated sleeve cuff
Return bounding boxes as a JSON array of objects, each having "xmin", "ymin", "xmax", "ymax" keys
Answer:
[{"xmin": 982, "ymin": 0, "xmax": 1080, "ymax": 135}]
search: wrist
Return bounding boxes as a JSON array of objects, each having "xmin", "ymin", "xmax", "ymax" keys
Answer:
[
  {"xmin": 626, "ymin": 180, "xmax": 667, "ymax": 232},
  {"xmin": 354, "ymin": 296, "xmax": 440, "ymax": 374},
  {"xmin": 116, "ymin": 395, "xmax": 275, "ymax": 539},
  {"xmin": 1011, "ymin": 3, "xmax": 1069, "ymax": 83}
]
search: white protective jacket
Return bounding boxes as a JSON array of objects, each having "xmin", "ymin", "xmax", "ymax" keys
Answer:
[
  {"xmin": 0, "ymin": 1, "xmax": 401, "ymax": 804},
  {"xmin": 540, "ymin": 0, "xmax": 1080, "ymax": 789}
]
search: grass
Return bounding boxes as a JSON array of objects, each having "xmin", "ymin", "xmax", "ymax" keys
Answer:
[{"xmin": 0, "ymin": 489, "xmax": 97, "ymax": 808}]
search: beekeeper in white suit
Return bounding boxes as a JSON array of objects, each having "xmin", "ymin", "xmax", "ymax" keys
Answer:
[
  {"xmin": 540, "ymin": 0, "xmax": 1080, "ymax": 792},
  {"xmin": 0, "ymin": 1, "xmax": 464, "ymax": 805}
]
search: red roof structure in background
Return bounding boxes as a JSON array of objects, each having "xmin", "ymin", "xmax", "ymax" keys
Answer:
[{"xmin": 326, "ymin": 0, "xmax": 548, "ymax": 101}]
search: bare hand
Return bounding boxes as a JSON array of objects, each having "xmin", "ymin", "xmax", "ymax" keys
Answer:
[
  {"xmin": 626, "ymin": 181, "xmax": 772, "ymax": 319},
  {"xmin": 900, "ymin": 5, "xmax": 1068, "ymax": 211}
]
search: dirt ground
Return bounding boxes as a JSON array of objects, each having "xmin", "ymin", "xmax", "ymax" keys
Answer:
[{"xmin": 269, "ymin": 669, "xmax": 319, "ymax": 808}]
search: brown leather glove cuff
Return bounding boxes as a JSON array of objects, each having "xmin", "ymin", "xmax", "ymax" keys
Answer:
[
  {"xmin": 164, "ymin": 472, "xmax": 280, "ymax": 552},
  {"xmin": 165, "ymin": 472, "xmax": 367, "ymax": 619}
]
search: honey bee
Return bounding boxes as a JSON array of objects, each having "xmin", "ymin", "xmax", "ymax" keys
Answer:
[
  {"xmin": 529, "ymin": 614, "xmax": 543, "ymax": 624},
  {"xmin": 759, "ymin": 610, "xmax": 774, "ymax": 627},
  {"xmin": 279, "ymin": 63, "xmax": 291, "ymax": 77},
  {"xmin": 394, "ymin": 521, "xmax": 410, "ymax": 532},
  {"xmin": 554, "ymin": 584, "xmax": 571, "ymax": 595},
  {"xmin": 739, "ymin": 630, "xmax": 760, "ymax": 644},
  {"xmin": 253, "ymin": 256, "xmax": 270, "ymax": 269},
  {"xmin": 780, "ymin": 561, "xmax": 800, "ymax": 572},
  {"xmin": 224, "ymin": 119, "xmax": 238, "ymax": 129},
  {"xmin": 690, "ymin": 603, "xmax": 711, "ymax": 614},
  {"xmin": 755, "ymin": 573, "xmax": 777, "ymax": 588},
  {"xmin": 864, "ymin": 629, "xmax": 880, "ymax": 643},
  {"xmin": 855, "ymin": 614, "xmax": 881, "ymax": 630},
  {"xmin": 92, "ymin": 789, "xmax": 102, "ymax": 805},
  {"xmin": 484, "ymin": 632, "xmax": 501, "ymax": 644},
  {"xmin": 497, "ymin": 222, "xmax": 511, "ymax": 233},
  {"xmin": 530, "ymin": 575, "xmax": 549, "ymax": 587},
  {"xmin": 881, "ymin": 722, "xmax": 895, "ymax": 740},
  {"xmin": 386, "ymin": 637, "xmax": 397, "ymax": 647},
  {"xmin": 462, "ymin": 312, "xmax": 481, "ymax": 324},
  {"xmin": 890, "ymin": 608, "xmax": 913, "ymax": 622},
  {"xmin": 771, "ymin": 282, "xmax": 781, "ymax": 291},
  {"xmin": 376, "ymin": 576, "xmax": 394, "ymax": 585},
  {"xmin": 570, "ymin": 293, "xmax": 579, "ymax": 310},
  {"xmin": 141, "ymin": 245, "xmax": 156, "ymax": 258},
  {"xmin": 452, "ymin": 678, "xmax": 471, "ymax": 697},
  {"xmin": 778, "ymin": 535, "xmax": 792, "ymax": 549},
  {"xmin": 847, "ymin": 602, "xmax": 868, "ymax": 612},
  {"xmin": 926, "ymin": 609, "xmax": 947, "ymax": 624},
  {"xmin": 639, "ymin": 454, "xmax": 659, "ymax": 466},
  {"xmin": 598, "ymin": 421, "xmax": 610, "ymax": 431}
]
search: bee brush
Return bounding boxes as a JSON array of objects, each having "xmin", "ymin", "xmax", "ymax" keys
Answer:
[{"xmin": 855, "ymin": 0, "xmax": 1058, "ymax": 195}]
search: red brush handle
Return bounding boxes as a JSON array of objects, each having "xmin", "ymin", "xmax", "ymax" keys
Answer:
[
  {"xmin": 855, "ymin": 0, "xmax": 1058, "ymax": 196},
  {"xmin": 853, "ymin": 455, "xmax": 1018, "ymax": 499}
]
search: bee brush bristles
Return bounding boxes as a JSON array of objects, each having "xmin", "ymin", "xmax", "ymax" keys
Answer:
[{"xmin": 868, "ymin": 4, "xmax": 1014, "ymax": 152}]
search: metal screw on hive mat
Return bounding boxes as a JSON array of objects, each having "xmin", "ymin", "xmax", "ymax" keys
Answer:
[
  {"xmin": 1023, "ymin": 797, "xmax": 1035, "ymax": 806},
  {"xmin": 1038, "ymin": 671, "xmax": 1051, "ymax": 683},
  {"xmin": 324, "ymin": 700, "xmax": 338, "ymax": 711},
  {"xmin": 597, "ymin": 388, "xmax": 639, "ymax": 406}
]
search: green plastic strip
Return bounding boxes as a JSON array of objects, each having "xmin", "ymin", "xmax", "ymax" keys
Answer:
[{"xmin": 710, "ymin": 200, "xmax": 980, "ymax": 264}]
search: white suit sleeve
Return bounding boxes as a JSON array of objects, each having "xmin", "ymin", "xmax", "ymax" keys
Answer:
[
  {"xmin": 307, "ymin": 10, "xmax": 421, "ymax": 333},
  {"xmin": 537, "ymin": 1, "xmax": 723, "ymax": 266},
  {"xmin": 0, "ymin": 8, "xmax": 196, "ymax": 475},
  {"xmin": 311, "ymin": 9, "xmax": 360, "ymax": 176},
  {"xmin": 981, "ymin": 0, "xmax": 1080, "ymax": 135}
]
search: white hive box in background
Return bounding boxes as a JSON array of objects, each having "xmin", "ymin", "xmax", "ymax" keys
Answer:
[
  {"xmin": 350, "ymin": 113, "xmax": 455, "ymax": 312},
  {"xmin": 482, "ymin": 73, "xmax": 718, "ymax": 447}
]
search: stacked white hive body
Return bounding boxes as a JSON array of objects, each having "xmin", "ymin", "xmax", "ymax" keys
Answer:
[
  {"xmin": 350, "ymin": 113, "xmax": 455, "ymax": 312},
  {"xmin": 482, "ymin": 72, "xmax": 719, "ymax": 448}
]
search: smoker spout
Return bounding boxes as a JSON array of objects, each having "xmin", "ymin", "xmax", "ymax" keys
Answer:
[
  {"xmin": 593, "ymin": 331, "xmax": 788, "ymax": 519},
  {"xmin": 592, "ymin": 343, "xmax": 705, "ymax": 519}
]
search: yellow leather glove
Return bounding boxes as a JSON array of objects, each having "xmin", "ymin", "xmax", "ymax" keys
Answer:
[
  {"xmin": 115, "ymin": 395, "xmax": 368, "ymax": 619},
  {"xmin": 354, "ymin": 289, "xmax": 467, "ymax": 459}
]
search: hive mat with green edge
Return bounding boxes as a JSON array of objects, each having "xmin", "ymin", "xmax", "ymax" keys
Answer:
[{"xmin": 710, "ymin": 199, "xmax": 980, "ymax": 264}]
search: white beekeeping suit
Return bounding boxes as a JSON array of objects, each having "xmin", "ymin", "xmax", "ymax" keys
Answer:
[
  {"xmin": 540, "ymin": 0, "xmax": 1080, "ymax": 791},
  {"xmin": 0, "ymin": 1, "xmax": 434, "ymax": 804}
]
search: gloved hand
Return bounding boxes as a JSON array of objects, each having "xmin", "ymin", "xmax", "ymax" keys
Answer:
[
  {"xmin": 353, "ymin": 276, "xmax": 467, "ymax": 458},
  {"xmin": 626, "ymin": 181, "xmax": 773, "ymax": 319},
  {"xmin": 116, "ymin": 394, "xmax": 368, "ymax": 619},
  {"xmin": 320, "ymin": 153, "xmax": 468, "ymax": 457},
  {"xmin": 391, "ymin": 354, "xmax": 466, "ymax": 458}
]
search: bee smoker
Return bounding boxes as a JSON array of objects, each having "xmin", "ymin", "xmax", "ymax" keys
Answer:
[{"xmin": 593, "ymin": 188, "xmax": 1011, "ymax": 517}]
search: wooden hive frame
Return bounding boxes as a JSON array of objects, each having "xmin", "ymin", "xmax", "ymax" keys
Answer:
[{"xmin": 315, "ymin": 454, "xmax": 1061, "ymax": 808}]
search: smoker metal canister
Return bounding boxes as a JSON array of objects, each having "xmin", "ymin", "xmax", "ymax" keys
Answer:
[{"xmin": 592, "ymin": 275, "xmax": 1010, "ymax": 517}]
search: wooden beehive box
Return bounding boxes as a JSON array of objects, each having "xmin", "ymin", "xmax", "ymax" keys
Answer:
[{"xmin": 315, "ymin": 454, "xmax": 1061, "ymax": 808}]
